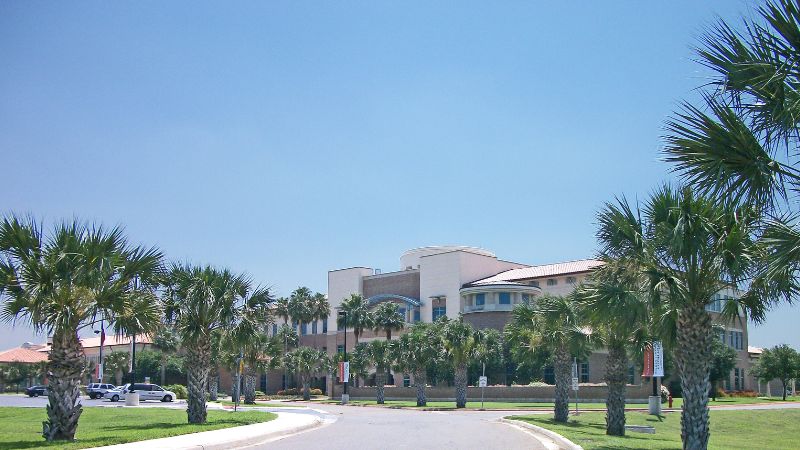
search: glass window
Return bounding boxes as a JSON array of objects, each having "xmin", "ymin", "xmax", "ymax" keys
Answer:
[
  {"xmin": 475, "ymin": 293, "xmax": 485, "ymax": 306},
  {"xmin": 398, "ymin": 307, "xmax": 407, "ymax": 322},
  {"xmin": 566, "ymin": 276, "xmax": 577, "ymax": 284},
  {"xmin": 272, "ymin": 323, "xmax": 278, "ymax": 336},
  {"xmin": 580, "ymin": 362, "xmax": 590, "ymax": 382},
  {"xmin": 729, "ymin": 330, "xmax": 744, "ymax": 350},
  {"xmin": 432, "ymin": 306, "xmax": 446, "ymax": 321},
  {"xmin": 413, "ymin": 307, "xmax": 420, "ymax": 322},
  {"xmin": 531, "ymin": 280, "xmax": 540, "ymax": 287},
  {"xmin": 337, "ymin": 345, "xmax": 344, "ymax": 354},
  {"xmin": 521, "ymin": 294, "xmax": 530, "ymax": 304},
  {"xmin": 312, "ymin": 321, "xmax": 318, "ymax": 334},
  {"xmin": 544, "ymin": 366, "xmax": 555, "ymax": 384},
  {"xmin": 403, "ymin": 375, "xmax": 411, "ymax": 387},
  {"xmin": 499, "ymin": 292, "xmax": 511, "ymax": 304},
  {"xmin": 628, "ymin": 366, "xmax": 635, "ymax": 385},
  {"xmin": 323, "ymin": 318, "xmax": 328, "ymax": 333},
  {"xmin": 301, "ymin": 323, "xmax": 308, "ymax": 336},
  {"xmin": 547, "ymin": 279, "xmax": 557, "ymax": 286}
]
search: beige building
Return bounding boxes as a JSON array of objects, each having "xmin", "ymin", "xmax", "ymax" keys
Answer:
[{"xmin": 268, "ymin": 245, "xmax": 754, "ymax": 394}]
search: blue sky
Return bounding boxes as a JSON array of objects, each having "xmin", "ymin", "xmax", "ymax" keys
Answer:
[{"xmin": 2, "ymin": 0, "xmax": 797, "ymax": 350}]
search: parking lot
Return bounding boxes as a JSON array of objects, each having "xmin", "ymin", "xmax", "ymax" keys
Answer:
[{"xmin": 0, "ymin": 393, "xmax": 187, "ymax": 408}]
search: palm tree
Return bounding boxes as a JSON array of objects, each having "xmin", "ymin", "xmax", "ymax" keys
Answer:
[
  {"xmin": 288, "ymin": 287, "xmax": 313, "ymax": 332},
  {"xmin": 441, "ymin": 317, "xmax": 476, "ymax": 408},
  {"xmin": 574, "ymin": 260, "xmax": 653, "ymax": 436},
  {"xmin": 284, "ymin": 346, "xmax": 326, "ymax": 400},
  {"xmin": 0, "ymin": 217, "xmax": 162, "ymax": 441},
  {"xmin": 663, "ymin": 1, "xmax": 800, "ymax": 320},
  {"xmin": 337, "ymin": 294, "xmax": 373, "ymax": 345},
  {"xmin": 372, "ymin": 302, "xmax": 405, "ymax": 340},
  {"xmin": 225, "ymin": 286, "xmax": 273, "ymax": 404},
  {"xmin": 368, "ymin": 339, "xmax": 393, "ymax": 404},
  {"xmin": 103, "ymin": 351, "xmax": 130, "ymax": 387},
  {"xmin": 349, "ymin": 342, "xmax": 371, "ymax": 388},
  {"xmin": 153, "ymin": 326, "xmax": 180, "ymax": 386},
  {"xmin": 163, "ymin": 264, "xmax": 250, "ymax": 424},
  {"xmin": 596, "ymin": 187, "xmax": 760, "ymax": 448},
  {"xmin": 506, "ymin": 295, "xmax": 590, "ymax": 423},
  {"xmin": 396, "ymin": 323, "xmax": 442, "ymax": 406}
]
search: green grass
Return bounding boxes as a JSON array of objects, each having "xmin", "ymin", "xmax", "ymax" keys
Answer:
[
  {"xmin": 320, "ymin": 396, "xmax": 796, "ymax": 410},
  {"xmin": 0, "ymin": 407, "xmax": 277, "ymax": 450},
  {"xmin": 217, "ymin": 400, "xmax": 298, "ymax": 408},
  {"xmin": 510, "ymin": 409, "xmax": 800, "ymax": 449}
]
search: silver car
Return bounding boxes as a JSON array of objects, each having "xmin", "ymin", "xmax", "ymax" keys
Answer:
[{"xmin": 104, "ymin": 383, "xmax": 176, "ymax": 402}]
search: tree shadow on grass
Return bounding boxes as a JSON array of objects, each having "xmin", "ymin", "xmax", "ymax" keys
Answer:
[{"xmin": 0, "ymin": 436, "xmax": 109, "ymax": 450}]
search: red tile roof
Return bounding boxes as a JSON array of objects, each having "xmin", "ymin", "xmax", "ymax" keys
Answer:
[
  {"xmin": 0, "ymin": 347, "xmax": 49, "ymax": 364},
  {"xmin": 79, "ymin": 334, "xmax": 152, "ymax": 349},
  {"xmin": 471, "ymin": 259, "xmax": 604, "ymax": 285}
]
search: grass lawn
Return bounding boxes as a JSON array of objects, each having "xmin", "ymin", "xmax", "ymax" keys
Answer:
[
  {"xmin": 319, "ymin": 396, "xmax": 796, "ymax": 410},
  {"xmin": 217, "ymin": 400, "xmax": 298, "ymax": 408},
  {"xmin": 510, "ymin": 409, "xmax": 800, "ymax": 449},
  {"xmin": 0, "ymin": 407, "xmax": 277, "ymax": 450}
]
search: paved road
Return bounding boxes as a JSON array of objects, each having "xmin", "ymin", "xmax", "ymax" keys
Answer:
[
  {"xmin": 0, "ymin": 393, "xmax": 188, "ymax": 408},
  {"xmin": 258, "ymin": 403, "xmax": 549, "ymax": 450}
]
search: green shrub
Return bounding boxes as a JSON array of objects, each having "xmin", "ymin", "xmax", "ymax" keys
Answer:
[
  {"xmin": 164, "ymin": 384, "xmax": 188, "ymax": 399},
  {"xmin": 255, "ymin": 390, "xmax": 266, "ymax": 397}
]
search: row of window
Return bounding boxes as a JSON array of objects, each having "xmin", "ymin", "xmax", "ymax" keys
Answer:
[
  {"xmin": 529, "ymin": 276, "xmax": 578, "ymax": 288},
  {"xmin": 272, "ymin": 319, "xmax": 329, "ymax": 337},
  {"xmin": 724, "ymin": 367, "xmax": 745, "ymax": 391},
  {"xmin": 716, "ymin": 328, "xmax": 744, "ymax": 350}
]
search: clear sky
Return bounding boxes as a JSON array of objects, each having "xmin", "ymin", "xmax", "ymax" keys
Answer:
[{"xmin": 1, "ymin": 1, "xmax": 797, "ymax": 350}]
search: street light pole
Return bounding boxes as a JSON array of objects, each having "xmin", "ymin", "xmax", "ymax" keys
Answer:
[{"xmin": 339, "ymin": 310, "xmax": 348, "ymax": 404}]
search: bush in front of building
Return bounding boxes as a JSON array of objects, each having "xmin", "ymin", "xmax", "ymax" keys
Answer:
[
  {"xmin": 275, "ymin": 388, "xmax": 323, "ymax": 396},
  {"xmin": 164, "ymin": 384, "xmax": 188, "ymax": 399}
]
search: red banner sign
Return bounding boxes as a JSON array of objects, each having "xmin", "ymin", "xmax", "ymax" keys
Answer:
[{"xmin": 642, "ymin": 345, "xmax": 654, "ymax": 377}]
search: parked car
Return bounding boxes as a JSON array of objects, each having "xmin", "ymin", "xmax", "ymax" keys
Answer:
[
  {"xmin": 86, "ymin": 383, "xmax": 116, "ymax": 399},
  {"xmin": 104, "ymin": 383, "xmax": 176, "ymax": 403},
  {"xmin": 25, "ymin": 385, "xmax": 48, "ymax": 397}
]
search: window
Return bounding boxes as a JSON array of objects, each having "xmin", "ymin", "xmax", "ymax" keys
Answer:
[
  {"xmin": 312, "ymin": 321, "xmax": 318, "ymax": 335},
  {"xmin": 432, "ymin": 306, "xmax": 447, "ymax": 321},
  {"xmin": 301, "ymin": 323, "xmax": 308, "ymax": 336},
  {"xmin": 403, "ymin": 375, "xmax": 411, "ymax": 387},
  {"xmin": 413, "ymin": 307, "xmax": 420, "ymax": 322},
  {"xmin": 337, "ymin": 345, "xmax": 344, "ymax": 354},
  {"xmin": 398, "ymin": 307, "xmax": 407, "ymax": 322},
  {"xmin": 499, "ymin": 292, "xmax": 511, "ymax": 305},
  {"xmin": 566, "ymin": 276, "xmax": 577, "ymax": 284},
  {"xmin": 531, "ymin": 280, "xmax": 540, "ymax": 287},
  {"xmin": 628, "ymin": 366, "xmax": 635, "ymax": 385},
  {"xmin": 729, "ymin": 330, "xmax": 744, "ymax": 350},
  {"xmin": 580, "ymin": 362, "xmax": 590, "ymax": 382},
  {"xmin": 323, "ymin": 317, "xmax": 328, "ymax": 333},
  {"xmin": 272, "ymin": 323, "xmax": 278, "ymax": 336},
  {"xmin": 522, "ymin": 294, "xmax": 530, "ymax": 305},
  {"xmin": 547, "ymin": 279, "xmax": 557, "ymax": 286},
  {"xmin": 475, "ymin": 293, "xmax": 485, "ymax": 306},
  {"xmin": 544, "ymin": 366, "xmax": 555, "ymax": 384},
  {"xmin": 734, "ymin": 368, "xmax": 744, "ymax": 390}
]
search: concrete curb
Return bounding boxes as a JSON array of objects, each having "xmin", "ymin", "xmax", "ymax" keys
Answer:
[
  {"xmin": 93, "ymin": 411, "xmax": 323, "ymax": 450},
  {"xmin": 499, "ymin": 418, "xmax": 583, "ymax": 450}
]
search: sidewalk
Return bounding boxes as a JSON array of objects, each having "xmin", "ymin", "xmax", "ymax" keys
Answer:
[{"xmin": 94, "ymin": 411, "xmax": 322, "ymax": 450}]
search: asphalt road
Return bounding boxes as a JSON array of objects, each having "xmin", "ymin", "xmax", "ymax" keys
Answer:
[
  {"xmin": 259, "ymin": 403, "xmax": 549, "ymax": 450},
  {"xmin": 0, "ymin": 393, "xmax": 188, "ymax": 408}
]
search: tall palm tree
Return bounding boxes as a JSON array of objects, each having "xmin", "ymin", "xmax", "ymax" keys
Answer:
[
  {"xmin": 663, "ymin": 0, "xmax": 800, "ymax": 319},
  {"xmin": 574, "ymin": 260, "xmax": 653, "ymax": 436},
  {"xmin": 596, "ymin": 187, "xmax": 759, "ymax": 449},
  {"xmin": 310, "ymin": 292, "xmax": 330, "ymax": 333},
  {"xmin": 372, "ymin": 302, "xmax": 405, "ymax": 340},
  {"xmin": 441, "ymin": 317, "xmax": 476, "ymax": 408},
  {"xmin": 163, "ymin": 264, "xmax": 250, "ymax": 424},
  {"xmin": 506, "ymin": 294, "xmax": 590, "ymax": 423},
  {"xmin": 0, "ymin": 217, "xmax": 162, "ymax": 441},
  {"xmin": 284, "ymin": 346, "xmax": 326, "ymax": 400},
  {"xmin": 396, "ymin": 322, "xmax": 442, "ymax": 406},
  {"xmin": 368, "ymin": 339, "xmax": 393, "ymax": 404},
  {"xmin": 337, "ymin": 294, "xmax": 373, "ymax": 345},
  {"xmin": 288, "ymin": 287, "xmax": 313, "ymax": 332},
  {"xmin": 225, "ymin": 286, "xmax": 273, "ymax": 404}
]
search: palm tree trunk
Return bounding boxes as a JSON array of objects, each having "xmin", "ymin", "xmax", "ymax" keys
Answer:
[
  {"xmin": 553, "ymin": 347, "xmax": 571, "ymax": 423},
  {"xmin": 43, "ymin": 329, "xmax": 84, "ymax": 441},
  {"xmin": 243, "ymin": 368, "xmax": 257, "ymax": 404},
  {"xmin": 302, "ymin": 375, "xmax": 311, "ymax": 401},
  {"xmin": 208, "ymin": 372, "xmax": 219, "ymax": 402},
  {"xmin": 414, "ymin": 370, "xmax": 427, "ymax": 407},
  {"xmin": 605, "ymin": 342, "xmax": 627, "ymax": 436},
  {"xmin": 186, "ymin": 338, "xmax": 211, "ymax": 424},
  {"xmin": 376, "ymin": 369, "xmax": 386, "ymax": 404},
  {"xmin": 454, "ymin": 363, "xmax": 468, "ymax": 408},
  {"xmin": 675, "ymin": 303, "xmax": 713, "ymax": 450}
]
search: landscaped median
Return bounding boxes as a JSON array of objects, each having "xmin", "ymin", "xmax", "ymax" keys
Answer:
[
  {"xmin": 506, "ymin": 409, "xmax": 800, "ymax": 449},
  {"xmin": 0, "ymin": 407, "xmax": 277, "ymax": 450}
]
